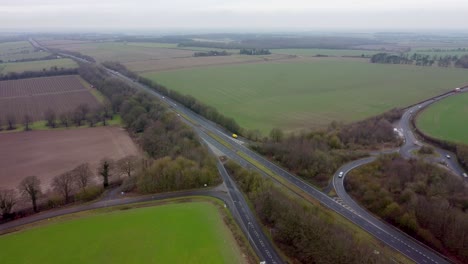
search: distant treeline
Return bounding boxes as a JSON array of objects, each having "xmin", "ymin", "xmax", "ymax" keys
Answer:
[
  {"xmin": 193, "ymin": 50, "xmax": 229, "ymax": 57},
  {"xmin": 239, "ymin": 48, "xmax": 271, "ymax": 55},
  {"xmin": 102, "ymin": 61, "xmax": 242, "ymax": 135},
  {"xmin": 178, "ymin": 36, "xmax": 384, "ymax": 49},
  {"xmin": 0, "ymin": 67, "xmax": 78, "ymax": 81},
  {"xmin": 370, "ymin": 52, "xmax": 467, "ymax": 67},
  {"xmin": 347, "ymin": 155, "xmax": 468, "ymax": 263},
  {"xmin": 225, "ymin": 161, "xmax": 393, "ymax": 264}
]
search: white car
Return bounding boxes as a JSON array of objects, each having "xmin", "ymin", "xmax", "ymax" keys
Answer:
[
  {"xmin": 446, "ymin": 154, "xmax": 451, "ymax": 159},
  {"xmin": 338, "ymin": 171, "xmax": 344, "ymax": 178},
  {"xmin": 463, "ymin": 173, "xmax": 467, "ymax": 178}
]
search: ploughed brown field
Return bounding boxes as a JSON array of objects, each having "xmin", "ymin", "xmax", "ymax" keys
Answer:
[
  {"xmin": 0, "ymin": 126, "xmax": 139, "ymax": 189},
  {"xmin": 0, "ymin": 75, "xmax": 100, "ymax": 122}
]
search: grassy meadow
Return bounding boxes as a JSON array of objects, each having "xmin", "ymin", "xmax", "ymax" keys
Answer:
[
  {"xmin": 0, "ymin": 202, "xmax": 245, "ymax": 264},
  {"xmin": 416, "ymin": 92, "xmax": 468, "ymax": 145},
  {"xmin": 0, "ymin": 58, "xmax": 77, "ymax": 74},
  {"xmin": 144, "ymin": 58, "xmax": 468, "ymax": 133}
]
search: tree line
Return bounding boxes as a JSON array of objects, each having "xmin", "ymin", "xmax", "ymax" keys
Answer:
[
  {"xmin": 193, "ymin": 50, "xmax": 229, "ymax": 57},
  {"xmin": 239, "ymin": 48, "xmax": 271, "ymax": 55},
  {"xmin": 251, "ymin": 109, "xmax": 401, "ymax": 188},
  {"xmin": 224, "ymin": 161, "xmax": 393, "ymax": 264},
  {"xmin": 0, "ymin": 67, "xmax": 78, "ymax": 81},
  {"xmin": 370, "ymin": 52, "xmax": 468, "ymax": 67},
  {"xmin": 0, "ymin": 156, "xmax": 140, "ymax": 221},
  {"xmin": 346, "ymin": 154, "xmax": 468, "ymax": 263}
]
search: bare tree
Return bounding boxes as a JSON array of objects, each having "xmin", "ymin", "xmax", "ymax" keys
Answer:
[
  {"xmin": 0, "ymin": 117, "xmax": 3, "ymax": 131},
  {"xmin": 117, "ymin": 155, "xmax": 138, "ymax": 178},
  {"xmin": 44, "ymin": 108, "xmax": 56, "ymax": 128},
  {"xmin": 78, "ymin": 103, "xmax": 90, "ymax": 121},
  {"xmin": 72, "ymin": 163, "xmax": 93, "ymax": 191},
  {"xmin": 52, "ymin": 172, "xmax": 74, "ymax": 203},
  {"xmin": 59, "ymin": 112, "xmax": 71, "ymax": 128},
  {"xmin": 98, "ymin": 159, "xmax": 112, "ymax": 188},
  {"xmin": 0, "ymin": 189, "xmax": 16, "ymax": 218},
  {"xmin": 23, "ymin": 114, "xmax": 32, "ymax": 131},
  {"xmin": 103, "ymin": 101, "xmax": 113, "ymax": 119},
  {"xmin": 72, "ymin": 108, "xmax": 83, "ymax": 126},
  {"xmin": 6, "ymin": 114, "xmax": 16, "ymax": 130},
  {"xmin": 18, "ymin": 176, "xmax": 41, "ymax": 212}
]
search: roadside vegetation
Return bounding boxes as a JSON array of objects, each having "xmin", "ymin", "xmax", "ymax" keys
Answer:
[
  {"xmin": 346, "ymin": 154, "xmax": 468, "ymax": 263},
  {"xmin": 225, "ymin": 161, "xmax": 396, "ymax": 264},
  {"xmin": 252, "ymin": 109, "xmax": 401, "ymax": 188}
]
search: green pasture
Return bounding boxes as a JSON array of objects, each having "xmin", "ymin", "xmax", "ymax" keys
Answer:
[
  {"xmin": 143, "ymin": 58, "xmax": 468, "ymax": 133},
  {"xmin": 0, "ymin": 58, "xmax": 77, "ymax": 74},
  {"xmin": 416, "ymin": 92, "xmax": 468, "ymax": 145},
  {"xmin": 0, "ymin": 201, "xmax": 245, "ymax": 264}
]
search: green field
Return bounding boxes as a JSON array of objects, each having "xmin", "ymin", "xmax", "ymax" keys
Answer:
[
  {"xmin": 0, "ymin": 41, "xmax": 50, "ymax": 62},
  {"xmin": 272, "ymin": 48, "xmax": 378, "ymax": 57},
  {"xmin": 0, "ymin": 201, "xmax": 246, "ymax": 264},
  {"xmin": 144, "ymin": 58, "xmax": 468, "ymax": 133},
  {"xmin": 416, "ymin": 92, "xmax": 468, "ymax": 145},
  {"xmin": 0, "ymin": 58, "xmax": 77, "ymax": 74}
]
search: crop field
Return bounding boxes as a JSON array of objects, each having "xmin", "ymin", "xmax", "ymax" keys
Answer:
[
  {"xmin": 0, "ymin": 201, "xmax": 246, "ymax": 264},
  {"xmin": 127, "ymin": 53, "xmax": 293, "ymax": 73},
  {"xmin": 0, "ymin": 41, "xmax": 50, "ymax": 62},
  {"xmin": 271, "ymin": 48, "xmax": 378, "ymax": 57},
  {"xmin": 0, "ymin": 58, "xmax": 77, "ymax": 74},
  {"xmin": 42, "ymin": 42, "xmax": 195, "ymax": 63},
  {"xmin": 416, "ymin": 92, "xmax": 468, "ymax": 145},
  {"xmin": 0, "ymin": 126, "xmax": 139, "ymax": 189},
  {"xmin": 0, "ymin": 75, "xmax": 100, "ymax": 122},
  {"xmin": 144, "ymin": 58, "xmax": 468, "ymax": 133}
]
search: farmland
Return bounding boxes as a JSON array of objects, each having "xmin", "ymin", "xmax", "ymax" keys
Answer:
[
  {"xmin": 0, "ymin": 126, "xmax": 139, "ymax": 189},
  {"xmin": 0, "ymin": 75, "xmax": 100, "ymax": 122},
  {"xmin": 0, "ymin": 58, "xmax": 77, "ymax": 74},
  {"xmin": 39, "ymin": 41, "xmax": 194, "ymax": 63},
  {"xmin": 144, "ymin": 58, "xmax": 468, "ymax": 133},
  {"xmin": 271, "ymin": 48, "xmax": 378, "ymax": 57},
  {"xmin": 0, "ymin": 201, "xmax": 247, "ymax": 264},
  {"xmin": 416, "ymin": 92, "xmax": 468, "ymax": 145},
  {"xmin": 0, "ymin": 41, "xmax": 50, "ymax": 62}
]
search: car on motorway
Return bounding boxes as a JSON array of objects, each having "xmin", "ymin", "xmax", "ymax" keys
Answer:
[
  {"xmin": 446, "ymin": 154, "xmax": 451, "ymax": 159},
  {"xmin": 338, "ymin": 171, "xmax": 344, "ymax": 178},
  {"xmin": 463, "ymin": 173, "xmax": 467, "ymax": 178}
]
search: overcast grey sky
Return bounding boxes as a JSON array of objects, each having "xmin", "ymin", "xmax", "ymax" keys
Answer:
[{"xmin": 1, "ymin": 0, "xmax": 468, "ymax": 31}]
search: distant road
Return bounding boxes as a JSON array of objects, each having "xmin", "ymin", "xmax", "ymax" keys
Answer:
[{"xmin": 37, "ymin": 40, "xmax": 464, "ymax": 263}]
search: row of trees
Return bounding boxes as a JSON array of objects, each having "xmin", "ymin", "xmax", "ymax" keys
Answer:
[
  {"xmin": 193, "ymin": 50, "xmax": 229, "ymax": 57},
  {"xmin": 224, "ymin": 161, "xmax": 392, "ymax": 264},
  {"xmin": 370, "ymin": 52, "xmax": 467, "ymax": 68},
  {"xmin": 0, "ymin": 156, "xmax": 140, "ymax": 220},
  {"xmin": 0, "ymin": 67, "xmax": 77, "ymax": 81},
  {"xmin": 251, "ymin": 109, "xmax": 401, "ymax": 188},
  {"xmin": 346, "ymin": 154, "xmax": 468, "ymax": 263},
  {"xmin": 0, "ymin": 103, "xmax": 113, "ymax": 132},
  {"xmin": 239, "ymin": 48, "xmax": 271, "ymax": 55}
]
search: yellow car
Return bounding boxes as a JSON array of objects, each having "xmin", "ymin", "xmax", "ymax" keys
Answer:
[{"xmin": 232, "ymin": 134, "xmax": 238, "ymax": 139}]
